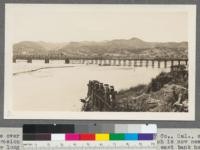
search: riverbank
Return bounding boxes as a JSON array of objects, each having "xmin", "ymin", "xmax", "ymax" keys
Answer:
[
  {"xmin": 115, "ymin": 65, "xmax": 188, "ymax": 112},
  {"xmin": 13, "ymin": 65, "xmax": 75, "ymax": 76}
]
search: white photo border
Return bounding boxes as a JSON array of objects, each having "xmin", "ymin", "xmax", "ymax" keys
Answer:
[{"xmin": 4, "ymin": 4, "xmax": 196, "ymax": 120}]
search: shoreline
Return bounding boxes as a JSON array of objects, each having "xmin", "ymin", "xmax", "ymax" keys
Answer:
[{"xmin": 13, "ymin": 65, "xmax": 75, "ymax": 76}]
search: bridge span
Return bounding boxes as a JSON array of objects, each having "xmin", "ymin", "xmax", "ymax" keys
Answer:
[{"xmin": 13, "ymin": 56, "xmax": 188, "ymax": 68}]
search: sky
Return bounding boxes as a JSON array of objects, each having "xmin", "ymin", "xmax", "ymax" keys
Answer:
[{"xmin": 5, "ymin": 4, "xmax": 191, "ymax": 43}]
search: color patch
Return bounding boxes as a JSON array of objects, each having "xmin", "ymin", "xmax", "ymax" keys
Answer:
[
  {"xmin": 95, "ymin": 133, "xmax": 109, "ymax": 141},
  {"xmin": 23, "ymin": 133, "xmax": 51, "ymax": 141},
  {"xmin": 125, "ymin": 133, "xmax": 138, "ymax": 140},
  {"xmin": 53, "ymin": 124, "xmax": 75, "ymax": 133},
  {"xmin": 23, "ymin": 134, "xmax": 36, "ymax": 141},
  {"xmin": 35, "ymin": 133, "xmax": 51, "ymax": 141},
  {"xmin": 51, "ymin": 134, "xmax": 65, "ymax": 141},
  {"xmin": 141, "ymin": 124, "xmax": 157, "ymax": 133},
  {"xmin": 109, "ymin": 133, "xmax": 125, "ymax": 140},
  {"xmin": 65, "ymin": 133, "xmax": 79, "ymax": 141},
  {"xmin": 23, "ymin": 124, "xmax": 75, "ymax": 133},
  {"xmin": 127, "ymin": 124, "xmax": 141, "ymax": 133},
  {"xmin": 23, "ymin": 124, "xmax": 53, "ymax": 133},
  {"xmin": 80, "ymin": 134, "xmax": 95, "ymax": 140},
  {"xmin": 101, "ymin": 124, "xmax": 115, "ymax": 133},
  {"xmin": 115, "ymin": 124, "xmax": 128, "ymax": 133},
  {"xmin": 138, "ymin": 134, "xmax": 154, "ymax": 140},
  {"xmin": 75, "ymin": 125, "xmax": 89, "ymax": 133}
]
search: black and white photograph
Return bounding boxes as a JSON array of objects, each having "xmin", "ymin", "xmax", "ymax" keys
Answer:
[{"xmin": 4, "ymin": 4, "xmax": 196, "ymax": 120}]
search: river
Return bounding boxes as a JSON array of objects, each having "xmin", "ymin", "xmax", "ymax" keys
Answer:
[{"xmin": 12, "ymin": 60, "xmax": 171, "ymax": 112}]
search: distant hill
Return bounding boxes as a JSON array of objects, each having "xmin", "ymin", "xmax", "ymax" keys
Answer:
[
  {"xmin": 13, "ymin": 38, "xmax": 188, "ymax": 59},
  {"xmin": 13, "ymin": 41, "xmax": 68, "ymax": 55}
]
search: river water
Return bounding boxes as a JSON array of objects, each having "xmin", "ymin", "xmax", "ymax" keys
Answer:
[{"xmin": 12, "ymin": 60, "xmax": 171, "ymax": 111}]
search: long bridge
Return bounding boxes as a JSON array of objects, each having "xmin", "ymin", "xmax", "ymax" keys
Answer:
[{"xmin": 13, "ymin": 56, "xmax": 188, "ymax": 68}]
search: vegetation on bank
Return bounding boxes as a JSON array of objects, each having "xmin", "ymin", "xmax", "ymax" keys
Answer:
[{"xmin": 115, "ymin": 65, "xmax": 188, "ymax": 112}]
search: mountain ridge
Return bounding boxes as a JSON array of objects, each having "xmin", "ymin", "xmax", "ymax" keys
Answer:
[{"xmin": 13, "ymin": 37, "xmax": 188, "ymax": 59}]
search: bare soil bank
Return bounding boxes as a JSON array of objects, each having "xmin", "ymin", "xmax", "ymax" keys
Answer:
[{"xmin": 116, "ymin": 65, "xmax": 188, "ymax": 112}]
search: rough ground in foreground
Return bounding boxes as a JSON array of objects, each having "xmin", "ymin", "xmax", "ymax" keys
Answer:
[{"xmin": 115, "ymin": 65, "xmax": 188, "ymax": 112}]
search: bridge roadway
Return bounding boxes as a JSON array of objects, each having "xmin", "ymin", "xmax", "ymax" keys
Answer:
[{"xmin": 13, "ymin": 56, "xmax": 188, "ymax": 68}]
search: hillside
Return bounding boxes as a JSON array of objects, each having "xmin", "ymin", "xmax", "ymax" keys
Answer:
[
  {"xmin": 115, "ymin": 65, "xmax": 188, "ymax": 112},
  {"xmin": 13, "ymin": 38, "xmax": 188, "ymax": 59}
]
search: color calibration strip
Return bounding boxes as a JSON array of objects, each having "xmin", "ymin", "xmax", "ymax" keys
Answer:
[
  {"xmin": 23, "ymin": 124, "xmax": 156, "ymax": 141},
  {"xmin": 23, "ymin": 133, "xmax": 155, "ymax": 141}
]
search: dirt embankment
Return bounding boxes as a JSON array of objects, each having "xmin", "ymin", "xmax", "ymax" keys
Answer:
[{"xmin": 115, "ymin": 65, "xmax": 188, "ymax": 112}]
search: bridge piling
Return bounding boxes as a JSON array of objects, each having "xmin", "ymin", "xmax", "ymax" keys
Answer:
[
  {"xmin": 171, "ymin": 60, "xmax": 174, "ymax": 66},
  {"xmin": 91, "ymin": 59, "xmax": 94, "ymax": 64},
  {"xmin": 128, "ymin": 60, "xmax": 131, "ymax": 66},
  {"xmin": 65, "ymin": 59, "xmax": 69, "ymax": 64},
  {"xmin": 122, "ymin": 60, "xmax": 125, "ymax": 66},
  {"xmin": 140, "ymin": 60, "xmax": 143, "ymax": 67},
  {"xmin": 164, "ymin": 60, "xmax": 167, "ymax": 68},
  {"xmin": 103, "ymin": 59, "xmax": 106, "ymax": 65},
  {"xmin": 94, "ymin": 81, "xmax": 99, "ymax": 108},
  {"xmin": 45, "ymin": 58, "xmax": 49, "ymax": 63},
  {"xmin": 108, "ymin": 60, "xmax": 111, "ymax": 65},
  {"xmin": 113, "ymin": 60, "xmax": 116, "ymax": 66},
  {"xmin": 185, "ymin": 60, "xmax": 188, "ymax": 65},
  {"xmin": 146, "ymin": 60, "xmax": 149, "ymax": 67},
  {"xmin": 27, "ymin": 58, "xmax": 32, "ymax": 63},
  {"xmin": 81, "ymin": 80, "xmax": 116, "ymax": 111},
  {"xmin": 118, "ymin": 60, "xmax": 121, "ymax": 66},
  {"xmin": 110, "ymin": 86, "xmax": 116, "ymax": 108},
  {"xmin": 158, "ymin": 61, "xmax": 160, "ymax": 68},
  {"xmin": 178, "ymin": 60, "xmax": 181, "ymax": 66},
  {"xmin": 104, "ymin": 84, "xmax": 109, "ymax": 110},
  {"xmin": 98, "ymin": 83, "xmax": 104, "ymax": 110},
  {"xmin": 99, "ymin": 60, "xmax": 102, "ymax": 65},
  {"xmin": 134, "ymin": 60, "xmax": 137, "ymax": 67},
  {"xmin": 152, "ymin": 60, "xmax": 154, "ymax": 68}
]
